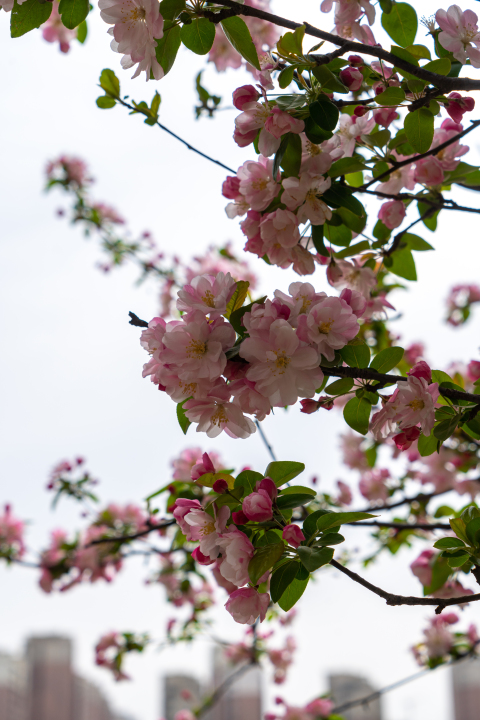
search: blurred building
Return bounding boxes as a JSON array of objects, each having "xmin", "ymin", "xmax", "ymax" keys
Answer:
[
  {"xmin": 0, "ymin": 636, "xmax": 133, "ymax": 720},
  {"xmin": 329, "ymin": 674, "xmax": 382, "ymax": 720},
  {"xmin": 164, "ymin": 674, "xmax": 201, "ymax": 720},
  {"xmin": 452, "ymin": 656, "xmax": 480, "ymax": 720}
]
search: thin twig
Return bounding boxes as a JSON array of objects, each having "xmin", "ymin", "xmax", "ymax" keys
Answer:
[
  {"xmin": 348, "ymin": 520, "xmax": 450, "ymax": 530},
  {"xmin": 255, "ymin": 420, "xmax": 278, "ymax": 462},
  {"xmin": 196, "ymin": 662, "xmax": 256, "ymax": 718},
  {"xmin": 353, "ymin": 488, "xmax": 451, "ymax": 514},
  {"xmin": 359, "ymin": 188, "xmax": 480, "ymax": 215},
  {"xmin": 87, "ymin": 519, "xmax": 176, "ymax": 546},
  {"xmin": 330, "ymin": 559, "xmax": 480, "ymax": 612}
]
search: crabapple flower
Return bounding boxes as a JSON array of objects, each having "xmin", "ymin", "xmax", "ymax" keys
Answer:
[
  {"xmin": 268, "ymin": 636, "xmax": 296, "ymax": 684},
  {"xmin": 378, "ymin": 200, "xmax": 406, "ymax": 229},
  {"xmin": 229, "ymin": 378, "xmax": 272, "ymax": 421},
  {"xmin": 336, "ymin": 480, "xmax": 353, "ymax": 506},
  {"xmin": 297, "ymin": 297, "xmax": 360, "ymax": 362},
  {"xmin": 410, "ymin": 549, "xmax": 435, "ymax": 588},
  {"xmin": 217, "ymin": 528, "xmax": 255, "ymax": 587},
  {"xmin": 373, "ymin": 107, "xmax": 398, "ymax": 128},
  {"xmin": 225, "ymin": 587, "xmax": 270, "ymax": 624},
  {"xmin": 237, "ymin": 158, "xmax": 280, "ymax": 211},
  {"xmin": 41, "ymin": 2, "xmax": 77, "ymax": 52},
  {"xmin": 184, "ymin": 382, "xmax": 257, "ymax": 439},
  {"xmin": 393, "ymin": 425, "xmax": 421, "ymax": 451},
  {"xmin": 336, "ymin": 113, "xmax": 376, "ymax": 157},
  {"xmin": 339, "ymin": 288, "xmax": 367, "ymax": 318},
  {"xmin": 414, "ymin": 157, "xmax": 445, "ymax": 186},
  {"xmin": 358, "ymin": 468, "xmax": 390, "ymax": 502},
  {"xmin": 260, "ymin": 209, "xmax": 300, "ymax": 250},
  {"xmin": 183, "ymin": 505, "xmax": 230, "ymax": 561},
  {"xmin": 233, "ymin": 85, "xmax": 260, "ymax": 110},
  {"xmin": 370, "ymin": 374, "xmax": 439, "ymax": 440},
  {"xmin": 436, "ymin": 5, "xmax": 480, "ymax": 67},
  {"xmin": 172, "ymin": 499, "xmax": 203, "ymax": 537},
  {"xmin": 445, "ymin": 92, "xmax": 475, "ymax": 123},
  {"xmin": 282, "ymin": 524, "xmax": 305, "ymax": 548},
  {"xmin": 176, "ymin": 273, "xmax": 237, "ymax": 318},
  {"xmin": 408, "ymin": 361, "xmax": 432, "ymax": 383},
  {"xmin": 171, "ymin": 447, "xmax": 223, "ymax": 481},
  {"xmin": 242, "ymin": 489, "xmax": 273, "ymax": 522},
  {"xmin": 191, "ymin": 452, "xmax": 216, "ymax": 481},
  {"xmin": 274, "ymin": 282, "xmax": 327, "ymax": 326},
  {"xmin": 340, "ymin": 66, "xmax": 363, "ymax": 91},
  {"xmin": 264, "ymin": 107, "xmax": 305, "ymax": 139},
  {"xmin": 281, "ymin": 174, "xmax": 332, "ymax": 225},
  {"xmin": 0, "ymin": 505, "xmax": 25, "ymax": 560},
  {"xmin": 327, "ymin": 258, "xmax": 377, "ymax": 297},
  {"xmin": 209, "ymin": 27, "xmax": 243, "ymax": 72},
  {"xmin": 240, "ymin": 319, "xmax": 324, "ymax": 407}
]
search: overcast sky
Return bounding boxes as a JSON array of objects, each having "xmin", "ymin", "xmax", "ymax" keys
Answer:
[{"xmin": 2, "ymin": 1, "xmax": 480, "ymax": 719}]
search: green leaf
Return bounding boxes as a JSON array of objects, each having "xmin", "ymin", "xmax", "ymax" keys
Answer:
[
  {"xmin": 335, "ymin": 240, "xmax": 370, "ymax": 259},
  {"xmin": 159, "ymin": 0, "xmax": 185, "ymax": 21},
  {"xmin": 277, "ymin": 25, "xmax": 305, "ymax": 56},
  {"xmin": 273, "ymin": 134, "xmax": 290, "ymax": 184},
  {"xmin": 76, "ymin": 19, "xmax": 87, "ymax": 42},
  {"xmin": 316, "ymin": 511, "xmax": 375, "ymax": 532},
  {"xmin": 404, "ymin": 108, "xmax": 434, "ymax": 153},
  {"xmin": 278, "ymin": 573, "xmax": 309, "ymax": 611},
  {"xmin": 270, "ymin": 560, "xmax": 301, "ymax": 603},
  {"xmin": 304, "ymin": 116, "xmax": 333, "ymax": 144},
  {"xmin": 328, "ymin": 157, "xmax": 366, "ymax": 178},
  {"xmin": 276, "ymin": 493, "xmax": 315, "ymax": 510},
  {"xmin": 466, "ymin": 517, "xmax": 480, "ymax": 546},
  {"xmin": 248, "ymin": 541, "xmax": 285, "ymax": 585},
  {"xmin": 450, "ymin": 517, "xmax": 470, "ymax": 545},
  {"xmin": 280, "ymin": 486, "xmax": 316, "ymax": 497},
  {"xmin": 234, "ymin": 470, "xmax": 263, "ymax": 495},
  {"xmin": 405, "ymin": 44, "xmax": 431, "ymax": 60},
  {"xmin": 324, "ymin": 222, "xmax": 352, "ymax": 247},
  {"xmin": 424, "ymin": 556, "xmax": 453, "ymax": 594},
  {"xmin": 402, "ymin": 232, "xmax": 434, "ymax": 251},
  {"xmin": 325, "ymin": 378, "xmax": 354, "ymax": 396},
  {"xmin": 99, "ymin": 68, "xmax": 120, "ymax": 98},
  {"xmin": 431, "ymin": 370, "xmax": 452, "ymax": 384},
  {"xmin": 339, "ymin": 343, "xmax": 371, "ymax": 369},
  {"xmin": 297, "ymin": 546, "xmax": 334, "ymax": 572},
  {"xmin": 312, "ymin": 65, "xmax": 348, "ymax": 94},
  {"xmin": 370, "ymin": 346, "xmax": 404, "ymax": 373},
  {"xmin": 280, "ymin": 132, "xmax": 302, "ymax": 177},
  {"xmin": 221, "ymin": 16, "xmax": 260, "ymax": 69},
  {"xmin": 10, "ymin": 0, "xmax": 52, "ymax": 37},
  {"xmin": 375, "ymin": 87, "xmax": 406, "ymax": 106},
  {"xmin": 309, "ymin": 98, "xmax": 339, "ymax": 131},
  {"xmin": 176, "ymin": 399, "xmax": 191, "ymax": 435},
  {"xmin": 368, "ymin": 130, "xmax": 392, "ymax": 149},
  {"xmin": 434, "ymin": 416, "xmax": 459, "ymax": 442},
  {"xmin": 447, "ymin": 554, "xmax": 469, "ymax": 568},
  {"xmin": 314, "ymin": 532, "xmax": 345, "ymax": 546},
  {"xmin": 418, "ymin": 432, "xmax": 438, "ymax": 456},
  {"xmin": 225, "ymin": 280, "xmax": 249, "ymax": 319},
  {"xmin": 58, "ymin": 0, "xmax": 88, "ymax": 29},
  {"xmin": 181, "ymin": 18, "xmax": 215, "ymax": 55},
  {"xmin": 388, "ymin": 249, "xmax": 417, "ymax": 281},
  {"xmin": 155, "ymin": 22, "xmax": 182, "ymax": 75},
  {"xmin": 423, "ymin": 58, "xmax": 451, "ymax": 76},
  {"xmin": 381, "ymin": 3, "xmax": 417, "ymax": 47},
  {"xmin": 311, "ymin": 225, "xmax": 329, "ymax": 257},
  {"xmin": 434, "ymin": 537, "xmax": 466, "ymax": 549},
  {"xmin": 343, "ymin": 396, "xmax": 371, "ymax": 435},
  {"xmin": 278, "ymin": 66, "xmax": 295, "ymax": 89},
  {"xmin": 373, "ymin": 219, "xmax": 391, "ymax": 243},
  {"xmin": 265, "ymin": 461, "xmax": 305, "ymax": 487},
  {"xmin": 303, "ymin": 510, "xmax": 333, "ymax": 539},
  {"xmin": 96, "ymin": 96, "xmax": 116, "ymax": 109},
  {"xmin": 322, "ymin": 184, "xmax": 366, "ymax": 217}
]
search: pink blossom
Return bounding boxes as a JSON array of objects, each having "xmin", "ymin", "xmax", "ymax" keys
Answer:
[
  {"xmin": 377, "ymin": 152, "xmax": 415, "ymax": 195},
  {"xmin": 340, "ymin": 432, "xmax": 368, "ymax": 470},
  {"xmin": 336, "ymin": 480, "xmax": 353, "ymax": 506},
  {"xmin": 297, "ymin": 297, "xmax": 360, "ymax": 362},
  {"xmin": 432, "ymin": 580, "xmax": 473, "ymax": 603},
  {"xmin": 184, "ymin": 505, "xmax": 230, "ymax": 560},
  {"xmin": 184, "ymin": 381, "xmax": 256, "ymax": 439},
  {"xmin": 268, "ymin": 636, "xmax": 296, "ymax": 684},
  {"xmin": 370, "ymin": 376, "xmax": 439, "ymax": 440},
  {"xmin": 260, "ymin": 209, "xmax": 300, "ymax": 250},
  {"xmin": 191, "ymin": 452, "xmax": 216, "ymax": 481},
  {"xmin": 232, "ymin": 510, "xmax": 249, "ymax": 526},
  {"xmin": 175, "ymin": 711, "xmax": 196, "ymax": 720},
  {"xmin": 217, "ymin": 528, "xmax": 255, "ymax": 587},
  {"xmin": 264, "ymin": 107, "xmax": 305, "ymax": 138},
  {"xmin": 225, "ymin": 587, "xmax": 270, "ymax": 624},
  {"xmin": 373, "ymin": 107, "xmax": 398, "ymax": 128},
  {"xmin": 230, "ymin": 378, "xmax": 272, "ymax": 421},
  {"xmin": 99, "ymin": 0, "xmax": 164, "ymax": 81},
  {"xmin": 418, "ymin": 448, "xmax": 459, "ymax": 493},
  {"xmin": 414, "ymin": 157, "xmax": 445, "ymax": 186},
  {"xmin": 436, "ymin": 5, "xmax": 480, "ymax": 66},
  {"xmin": 212, "ymin": 558, "xmax": 238, "ymax": 593},
  {"xmin": 305, "ymin": 698, "xmax": 334, "ymax": 718},
  {"xmin": 290, "ymin": 244, "xmax": 316, "ymax": 276},
  {"xmin": 393, "ymin": 425, "xmax": 421, "ymax": 451},
  {"xmin": 246, "ymin": 13, "xmax": 280, "ymax": 53},
  {"xmin": 405, "ymin": 343, "xmax": 426, "ymax": 366},
  {"xmin": 161, "ymin": 311, "xmax": 235, "ymax": 383},
  {"xmin": 0, "ymin": 505, "xmax": 25, "ymax": 559},
  {"xmin": 340, "ymin": 66, "xmax": 363, "ymax": 91},
  {"xmin": 423, "ymin": 616, "xmax": 456, "ymax": 659},
  {"xmin": 358, "ymin": 468, "xmax": 390, "ymax": 502},
  {"xmin": 328, "ymin": 258, "xmax": 377, "ymax": 297},
  {"xmin": 41, "ymin": 2, "xmax": 77, "ymax": 52},
  {"xmin": 282, "ymin": 524, "xmax": 305, "ymax": 548},
  {"xmin": 240, "ymin": 319, "xmax": 324, "ymax": 407},
  {"xmin": 408, "ymin": 361, "xmax": 432, "ymax": 383},
  {"xmin": 222, "ymin": 176, "xmax": 242, "ymax": 200},
  {"xmin": 467, "ymin": 360, "xmax": 480, "ymax": 382},
  {"xmin": 300, "ymin": 135, "xmax": 341, "ymax": 176},
  {"xmin": 234, "ymin": 102, "xmax": 280, "ymax": 156},
  {"xmin": 282, "ymin": 174, "xmax": 332, "ymax": 225},
  {"xmin": 336, "ymin": 113, "xmax": 375, "ymax": 157},
  {"xmin": 300, "ymin": 396, "xmax": 335, "ymax": 412},
  {"xmin": 171, "ymin": 447, "xmax": 223, "ymax": 481},
  {"xmin": 176, "ymin": 273, "xmax": 237, "ymax": 318},
  {"xmin": 339, "ymin": 288, "xmax": 367, "ymax": 318},
  {"xmin": 46, "ymin": 155, "xmax": 91, "ymax": 187},
  {"xmin": 237, "ymin": 157, "xmax": 280, "ymax": 211},
  {"xmin": 445, "ymin": 92, "xmax": 475, "ymax": 123},
  {"xmin": 410, "ymin": 549, "xmax": 435, "ymax": 587},
  {"xmin": 430, "ymin": 121, "xmax": 469, "ymax": 172},
  {"xmin": 274, "ymin": 282, "xmax": 327, "ymax": 326},
  {"xmin": 378, "ymin": 200, "xmax": 406, "ymax": 230},
  {"xmin": 172, "ymin": 498, "xmax": 203, "ymax": 537},
  {"xmin": 243, "ymin": 489, "xmax": 273, "ymax": 521},
  {"xmin": 233, "ymin": 85, "xmax": 260, "ymax": 110}
]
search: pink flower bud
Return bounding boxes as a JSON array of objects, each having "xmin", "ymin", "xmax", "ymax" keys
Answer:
[
  {"xmin": 258, "ymin": 477, "xmax": 278, "ymax": 500},
  {"xmin": 242, "ymin": 490, "xmax": 273, "ymax": 522},
  {"xmin": 393, "ymin": 426, "xmax": 421, "ymax": 451},
  {"xmin": 373, "ymin": 107, "xmax": 398, "ymax": 128},
  {"xmin": 339, "ymin": 67, "xmax": 363, "ymax": 92},
  {"xmin": 225, "ymin": 587, "xmax": 270, "ymax": 624},
  {"xmin": 354, "ymin": 105, "xmax": 368, "ymax": 117},
  {"xmin": 408, "ymin": 361, "xmax": 432, "ymax": 383},
  {"xmin": 378, "ymin": 200, "xmax": 406, "ymax": 230},
  {"xmin": 213, "ymin": 479, "xmax": 228, "ymax": 493},
  {"xmin": 191, "ymin": 452, "xmax": 216, "ymax": 481},
  {"xmin": 222, "ymin": 176, "xmax": 241, "ymax": 200},
  {"xmin": 467, "ymin": 360, "xmax": 480, "ymax": 382},
  {"xmin": 282, "ymin": 524, "xmax": 305, "ymax": 548},
  {"xmin": 233, "ymin": 127, "xmax": 258, "ymax": 148},
  {"xmin": 233, "ymin": 85, "xmax": 260, "ymax": 110},
  {"xmin": 445, "ymin": 92, "xmax": 475, "ymax": 124},
  {"xmin": 192, "ymin": 546, "xmax": 215, "ymax": 565},
  {"xmin": 348, "ymin": 54, "xmax": 363, "ymax": 67},
  {"xmin": 340, "ymin": 288, "xmax": 367, "ymax": 317},
  {"xmin": 232, "ymin": 510, "xmax": 249, "ymax": 525},
  {"xmin": 300, "ymin": 399, "xmax": 321, "ymax": 414},
  {"xmin": 410, "ymin": 549, "xmax": 434, "ymax": 587}
]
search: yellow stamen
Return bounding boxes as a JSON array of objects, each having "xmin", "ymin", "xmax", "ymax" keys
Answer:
[
  {"xmin": 408, "ymin": 398, "xmax": 425, "ymax": 411},
  {"xmin": 186, "ymin": 339, "xmax": 207, "ymax": 358},
  {"xmin": 201, "ymin": 290, "xmax": 215, "ymax": 308},
  {"xmin": 318, "ymin": 320, "xmax": 333, "ymax": 334}
]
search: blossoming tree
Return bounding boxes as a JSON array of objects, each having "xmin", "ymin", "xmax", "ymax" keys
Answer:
[{"xmin": 4, "ymin": 0, "xmax": 480, "ymax": 717}]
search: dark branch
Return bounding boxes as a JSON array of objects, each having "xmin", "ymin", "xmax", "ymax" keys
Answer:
[
  {"xmin": 330, "ymin": 559, "xmax": 480, "ymax": 613},
  {"xmin": 353, "ymin": 488, "xmax": 451, "ymax": 514},
  {"xmin": 385, "ymin": 209, "xmax": 435, "ymax": 256},
  {"xmin": 320, "ymin": 365, "xmax": 480, "ymax": 405},
  {"xmin": 129, "ymin": 311, "xmax": 149, "ymax": 328},
  {"xmin": 348, "ymin": 520, "xmax": 451, "ymax": 530},
  {"xmin": 86, "ymin": 519, "xmax": 176, "ymax": 546},
  {"xmin": 209, "ymin": 1, "xmax": 480, "ymax": 91},
  {"xmin": 359, "ymin": 188, "xmax": 480, "ymax": 215},
  {"xmin": 197, "ymin": 662, "xmax": 256, "ymax": 718}
]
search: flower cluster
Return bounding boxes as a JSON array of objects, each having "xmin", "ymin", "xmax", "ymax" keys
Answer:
[
  {"xmin": 95, "ymin": 631, "xmax": 149, "ymax": 681},
  {"xmin": 267, "ymin": 696, "xmax": 334, "ymax": 720},
  {"xmin": 41, "ymin": 2, "xmax": 78, "ymax": 53},
  {"xmin": 446, "ymin": 283, "xmax": 480, "ymax": 326},
  {"xmin": 0, "ymin": 505, "xmax": 25, "ymax": 562},
  {"xmin": 141, "ymin": 275, "xmax": 362, "ymax": 437},
  {"xmin": 412, "ymin": 614, "xmax": 479, "ymax": 668},
  {"xmin": 410, "ymin": 549, "xmax": 474, "ymax": 602},
  {"xmin": 99, "ymin": 0, "xmax": 164, "ymax": 80},
  {"xmin": 320, "ymin": 0, "xmax": 376, "ymax": 44},
  {"xmin": 46, "ymin": 456, "xmax": 99, "ymax": 507}
]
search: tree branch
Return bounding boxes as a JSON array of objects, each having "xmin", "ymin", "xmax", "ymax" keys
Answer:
[
  {"xmin": 330, "ymin": 559, "xmax": 480, "ymax": 613},
  {"xmin": 320, "ymin": 365, "xmax": 480, "ymax": 405},
  {"xmin": 348, "ymin": 520, "xmax": 450, "ymax": 530},
  {"xmin": 197, "ymin": 662, "xmax": 256, "ymax": 718},
  {"xmin": 86, "ymin": 519, "xmax": 176, "ymax": 546},
  {"xmin": 359, "ymin": 188, "xmax": 480, "ymax": 215},
  {"xmin": 209, "ymin": 1, "xmax": 480, "ymax": 91},
  {"xmin": 353, "ymin": 488, "xmax": 451, "ymax": 514}
]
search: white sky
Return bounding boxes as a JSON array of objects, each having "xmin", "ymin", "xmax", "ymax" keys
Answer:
[{"xmin": 2, "ymin": 1, "xmax": 480, "ymax": 719}]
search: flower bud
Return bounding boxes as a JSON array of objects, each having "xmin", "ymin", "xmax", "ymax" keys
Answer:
[
  {"xmin": 232, "ymin": 84, "xmax": 260, "ymax": 110},
  {"xmin": 213, "ymin": 479, "xmax": 228, "ymax": 494},
  {"xmin": 282, "ymin": 524, "xmax": 305, "ymax": 548},
  {"xmin": 339, "ymin": 67, "xmax": 363, "ymax": 92},
  {"xmin": 408, "ymin": 361, "xmax": 432, "ymax": 383},
  {"xmin": 232, "ymin": 510, "xmax": 249, "ymax": 525},
  {"xmin": 348, "ymin": 54, "xmax": 363, "ymax": 67}
]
